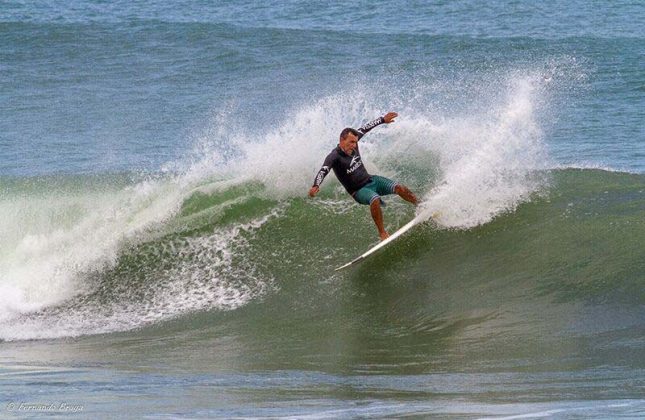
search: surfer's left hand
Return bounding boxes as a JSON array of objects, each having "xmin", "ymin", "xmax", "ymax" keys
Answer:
[{"xmin": 383, "ymin": 112, "xmax": 398, "ymax": 123}]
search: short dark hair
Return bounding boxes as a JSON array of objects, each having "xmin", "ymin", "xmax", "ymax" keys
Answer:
[{"xmin": 339, "ymin": 127, "xmax": 360, "ymax": 140}]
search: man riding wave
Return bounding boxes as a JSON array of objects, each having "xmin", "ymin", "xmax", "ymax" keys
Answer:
[{"xmin": 308, "ymin": 112, "xmax": 418, "ymax": 240}]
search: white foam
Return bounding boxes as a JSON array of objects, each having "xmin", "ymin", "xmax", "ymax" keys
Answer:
[
  {"xmin": 0, "ymin": 206, "xmax": 280, "ymax": 341},
  {"xmin": 0, "ymin": 178, "xmax": 184, "ymax": 324},
  {"xmin": 550, "ymin": 161, "xmax": 638, "ymax": 174},
  {"xmin": 416, "ymin": 73, "xmax": 549, "ymax": 228}
]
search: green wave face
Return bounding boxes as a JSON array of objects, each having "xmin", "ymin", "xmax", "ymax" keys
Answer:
[{"xmin": 1, "ymin": 168, "xmax": 642, "ymax": 374}]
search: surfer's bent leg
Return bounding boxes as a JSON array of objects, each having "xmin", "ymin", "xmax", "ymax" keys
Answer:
[{"xmin": 394, "ymin": 184, "xmax": 418, "ymax": 206}]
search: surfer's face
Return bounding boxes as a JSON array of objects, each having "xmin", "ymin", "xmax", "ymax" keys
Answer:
[{"xmin": 339, "ymin": 133, "xmax": 358, "ymax": 155}]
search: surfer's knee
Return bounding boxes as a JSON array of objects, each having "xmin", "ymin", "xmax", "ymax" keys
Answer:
[{"xmin": 369, "ymin": 197, "xmax": 381, "ymax": 209}]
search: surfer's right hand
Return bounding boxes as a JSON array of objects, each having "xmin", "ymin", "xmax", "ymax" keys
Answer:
[{"xmin": 308, "ymin": 186, "xmax": 319, "ymax": 197}]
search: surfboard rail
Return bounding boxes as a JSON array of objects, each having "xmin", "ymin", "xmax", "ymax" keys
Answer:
[{"xmin": 334, "ymin": 215, "xmax": 423, "ymax": 271}]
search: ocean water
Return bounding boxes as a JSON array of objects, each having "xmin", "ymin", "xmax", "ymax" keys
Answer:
[{"xmin": 1, "ymin": 1, "xmax": 644, "ymax": 418}]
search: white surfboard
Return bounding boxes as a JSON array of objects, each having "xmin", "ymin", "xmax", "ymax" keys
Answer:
[{"xmin": 335, "ymin": 213, "xmax": 426, "ymax": 271}]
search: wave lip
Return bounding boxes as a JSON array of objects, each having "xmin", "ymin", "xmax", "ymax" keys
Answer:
[{"xmin": 0, "ymin": 177, "xmax": 183, "ymax": 322}]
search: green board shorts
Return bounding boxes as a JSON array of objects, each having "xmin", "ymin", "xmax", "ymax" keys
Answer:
[{"xmin": 352, "ymin": 175, "xmax": 399, "ymax": 205}]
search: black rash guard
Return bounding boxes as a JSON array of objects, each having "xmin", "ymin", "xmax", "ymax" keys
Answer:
[{"xmin": 312, "ymin": 116, "xmax": 385, "ymax": 195}]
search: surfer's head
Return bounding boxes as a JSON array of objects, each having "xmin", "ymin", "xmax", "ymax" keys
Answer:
[{"xmin": 339, "ymin": 128, "xmax": 360, "ymax": 154}]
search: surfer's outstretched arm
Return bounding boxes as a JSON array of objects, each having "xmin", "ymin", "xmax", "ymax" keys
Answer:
[
  {"xmin": 309, "ymin": 153, "xmax": 336, "ymax": 197},
  {"xmin": 356, "ymin": 112, "xmax": 398, "ymax": 140}
]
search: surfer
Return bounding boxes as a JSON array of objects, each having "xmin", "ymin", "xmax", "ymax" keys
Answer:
[{"xmin": 309, "ymin": 112, "xmax": 418, "ymax": 240}]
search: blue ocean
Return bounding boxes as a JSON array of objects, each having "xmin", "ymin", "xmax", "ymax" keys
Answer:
[{"xmin": 1, "ymin": 1, "xmax": 644, "ymax": 418}]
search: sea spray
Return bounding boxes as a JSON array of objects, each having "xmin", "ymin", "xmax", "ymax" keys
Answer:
[
  {"xmin": 180, "ymin": 67, "xmax": 555, "ymax": 216},
  {"xmin": 416, "ymin": 73, "xmax": 550, "ymax": 228}
]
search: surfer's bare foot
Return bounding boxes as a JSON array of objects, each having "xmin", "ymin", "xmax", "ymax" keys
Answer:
[{"xmin": 379, "ymin": 231, "xmax": 390, "ymax": 241}]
